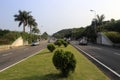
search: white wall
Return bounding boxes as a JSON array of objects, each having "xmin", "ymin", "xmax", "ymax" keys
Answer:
[
  {"xmin": 11, "ymin": 37, "xmax": 24, "ymax": 47},
  {"xmin": 97, "ymin": 32, "xmax": 113, "ymax": 46}
]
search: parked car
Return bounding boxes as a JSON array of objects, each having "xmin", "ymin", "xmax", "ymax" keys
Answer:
[
  {"xmin": 79, "ymin": 37, "xmax": 88, "ymax": 45},
  {"xmin": 31, "ymin": 41, "xmax": 39, "ymax": 46}
]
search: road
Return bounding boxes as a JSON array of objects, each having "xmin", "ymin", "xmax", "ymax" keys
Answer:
[
  {"xmin": 0, "ymin": 40, "xmax": 48, "ymax": 72},
  {"xmin": 71, "ymin": 41, "xmax": 120, "ymax": 79}
]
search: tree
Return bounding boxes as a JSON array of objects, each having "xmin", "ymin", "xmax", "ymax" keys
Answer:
[
  {"xmin": 28, "ymin": 16, "xmax": 38, "ymax": 33},
  {"xmin": 32, "ymin": 27, "xmax": 40, "ymax": 34},
  {"xmin": 14, "ymin": 10, "xmax": 31, "ymax": 32},
  {"xmin": 94, "ymin": 14, "xmax": 105, "ymax": 32},
  {"xmin": 41, "ymin": 32, "xmax": 48, "ymax": 40}
]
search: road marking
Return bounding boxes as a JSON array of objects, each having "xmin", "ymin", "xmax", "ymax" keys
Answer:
[
  {"xmin": 0, "ymin": 49, "xmax": 44, "ymax": 72},
  {"xmin": 2, "ymin": 52, "xmax": 13, "ymax": 56},
  {"xmin": 114, "ymin": 52, "xmax": 120, "ymax": 56},
  {"xmin": 75, "ymin": 45, "xmax": 120, "ymax": 78}
]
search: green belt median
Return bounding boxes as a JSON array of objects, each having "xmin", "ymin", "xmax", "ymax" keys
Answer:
[{"xmin": 0, "ymin": 45, "xmax": 109, "ymax": 80}]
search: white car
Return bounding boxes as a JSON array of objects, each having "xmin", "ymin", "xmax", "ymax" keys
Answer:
[
  {"xmin": 79, "ymin": 37, "xmax": 88, "ymax": 45},
  {"xmin": 31, "ymin": 41, "xmax": 39, "ymax": 46}
]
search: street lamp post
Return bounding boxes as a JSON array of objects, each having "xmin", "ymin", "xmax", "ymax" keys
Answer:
[
  {"xmin": 90, "ymin": 10, "xmax": 97, "ymax": 31},
  {"xmin": 90, "ymin": 10, "xmax": 97, "ymax": 43}
]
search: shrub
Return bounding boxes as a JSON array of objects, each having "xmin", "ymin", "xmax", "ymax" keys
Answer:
[
  {"xmin": 103, "ymin": 31, "xmax": 120, "ymax": 43},
  {"xmin": 63, "ymin": 41, "xmax": 68, "ymax": 47},
  {"xmin": 47, "ymin": 44, "xmax": 55, "ymax": 52},
  {"xmin": 54, "ymin": 40, "xmax": 62, "ymax": 47},
  {"xmin": 53, "ymin": 49, "xmax": 76, "ymax": 77}
]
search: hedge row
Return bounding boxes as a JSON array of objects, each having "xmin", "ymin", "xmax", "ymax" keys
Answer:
[
  {"xmin": 0, "ymin": 31, "xmax": 40, "ymax": 45},
  {"xmin": 103, "ymin": 31, "xmax": 120, "ymax": 43}
]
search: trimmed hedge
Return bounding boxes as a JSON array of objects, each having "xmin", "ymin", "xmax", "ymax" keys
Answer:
[
  {"xmin": 54, "ymin": 39, "xmax": 69, "ymax": 47},
  {"xmin": 53, "ymin": 49, "xmax": 76, "ymax": 77},
  {"xmin": 47, "ymin": 44, "xmax": 55, "ymax": 52}
]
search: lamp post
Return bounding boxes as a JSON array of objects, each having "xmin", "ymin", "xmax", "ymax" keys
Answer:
[
  {"xmin": 90, "ymin": 10, "xmax": 97, "ymax": 43},
  {"xmin": 90, "ymin": 10, "xmax": 96, "ymax": 18}
]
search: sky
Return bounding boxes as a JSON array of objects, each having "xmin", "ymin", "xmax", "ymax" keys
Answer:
[{"xmin": 0, "ymin": 0, "xmax": 120, "ymax": 35}]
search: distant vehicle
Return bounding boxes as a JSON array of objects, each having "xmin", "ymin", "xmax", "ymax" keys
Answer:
[
  {"xmin": 79, "ymin": 37, "xmax": 88, "ymax": 45},
  {"xmin": 31, "ymin": 41, "xmax": 39, "ymax": 46}
]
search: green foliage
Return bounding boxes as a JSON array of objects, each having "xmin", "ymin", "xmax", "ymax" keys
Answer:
[
  {"xmin": 63, "ymin": 41, "xmax": 68, "ymax": 47},
  {"xmin": 53, "ymin": 49, "xmax": 76, "ymax": 77},
  {"xmin": 52, "ymin": 27, "xmax": 85, "ymax": 40},
  {"xmin": 103, "ymin": 31, "xmax": 120, "ymax": 43},
  {"xmin": 54, "ymin": 39, "xmax": 62, "ymax": 47},
  {"xmin": 0, "ymin": 29, "xmax": 40, "ymax": 45},
  {"xmin": 54, "ymin": 39, "xmax": 69, "ymax": 47},
  {"xmin": 84, "ymin": 26, "xmax": 97, "ymax": 43},
  {"xmin": 41, "ymin": 32, "xmax": 48, "ymax": 40},
  {"xmin": 103, "ymin": 19, "xmax": 120, "ymax": 33},
  {"xmin": 0, "ymin": 31, "xmax": 21, "ymax": 45},
  {"xmin": 47, "ymin": 44, "xmax": 56, "ymax": 52},
  {"xmin": 14, "ymin": 10, "xmax": 31, "ymax": 32}
]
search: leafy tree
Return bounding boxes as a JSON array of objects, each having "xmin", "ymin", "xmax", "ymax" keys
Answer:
[
  {"xmin": 32, "ymin": 27, "xmax": 40, "ymax": 34},
  {"xmin": 41, "ymin": 32, "xmax": 48, "ymax": 40},
  {"xmin": 52, "ymin": 28, "xmax": 85, "ymax": 40},
  {"xmin": 14, "ymin": 10, "xmax": 31, "ymax": 32},
  {"xmin": 84, "ymin": 25, "xmax": 97, "ymax": 43}
]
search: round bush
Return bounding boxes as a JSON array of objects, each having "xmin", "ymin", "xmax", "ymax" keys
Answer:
[
  {"xmin": 53, "ymin": 49, "xmax": 76, "ymax": 77},
  {"xmin": 47, "ymin": 44, "xmax": 55, "ymax": 52},
  {"xmin": 63, "ymin": 41, "xmax": 68, "ymax": 47},
  {"xmin": 54, "ymin": 40, "xmax": 62, "ymax": 47}
]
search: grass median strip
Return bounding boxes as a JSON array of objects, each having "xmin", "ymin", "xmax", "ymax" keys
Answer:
[{"xmin": 0, "ymin": 45, "xmax": 110, "ymax": 80}]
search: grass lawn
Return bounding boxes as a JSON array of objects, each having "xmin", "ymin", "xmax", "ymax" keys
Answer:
[{"xmin": 0, "ymin": 45, "xmax": 110, "ymax": 80}]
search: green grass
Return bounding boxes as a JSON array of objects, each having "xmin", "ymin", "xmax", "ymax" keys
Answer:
[{"xmin": 0, "ymin": 45, "xmax": 110, "ymax": 80}]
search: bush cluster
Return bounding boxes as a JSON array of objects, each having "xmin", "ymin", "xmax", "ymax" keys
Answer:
[
  {"xmin": 0, "ymin": 30, "xmax": 40, "ymax": 45},
  {"xmin": 52, "ymin": 49, "xmax": 76, "ymax": 77},
  {"xmin": 47, "ymin": 44, "xmax": 55, "ymax": 52},
  {"xmin": 103, "ymin": 31, "xmax": 120, "ymax": 43},
  {"xmin": 54, "ymin": 39, "xmax": 69, "ymax": 47}
]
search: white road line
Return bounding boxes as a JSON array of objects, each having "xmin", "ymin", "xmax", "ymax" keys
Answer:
[
  {"xmin": 2, "ymin": 52, "xmax": 13, "ymax": 56},
  {"xmin": 114, "ymin": 52, "xmax": 120, "ymax": 56},
  {"xmin": 0, "ymin": 49, "xmax": 44, "ymax": 72},
  {"xmin": 75, "ymin": 46, "xmax": 120, "ymax": 78}
]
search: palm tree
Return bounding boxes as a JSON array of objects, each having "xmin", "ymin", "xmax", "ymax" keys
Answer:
[
  {"xmin": 32, "ymin": 27, "xmax": 40, "ymax": 34},
  {"xmin": 95, "ymin": 14, "xmax": 105, "ymax": 32},
  {"xmin": 14, "ymin": 10, "xmax": 31, "ymax": 32},
  {"xmin": 28, "ymin": 16, "xmax": 38, "ymax": 33}
]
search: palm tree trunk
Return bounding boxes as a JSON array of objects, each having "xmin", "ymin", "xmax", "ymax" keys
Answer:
[
  {"xmin": 23, "ymin": 25, "xmax": 25, "ymax": 32},
  {"xmin": 30, "ymin": 26, "xmax": 32, "ymax": 33}
]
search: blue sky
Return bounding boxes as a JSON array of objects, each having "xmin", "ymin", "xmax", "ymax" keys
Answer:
[{"xmin": 0, "ymin": 0, "xmax": 120, "ymax": 35}]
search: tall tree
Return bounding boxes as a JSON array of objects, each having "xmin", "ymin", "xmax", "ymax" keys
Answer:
[
  {"xmin": 32, "ymin": 27, "xmax": 40, "ymax": 34},
  {"xmin": 94, "ymin": 14, "xmax": 105, "ymax": 32},
  {"xmin": 14, "ymin": 10, "xmax": 31, "ymax": 32}
]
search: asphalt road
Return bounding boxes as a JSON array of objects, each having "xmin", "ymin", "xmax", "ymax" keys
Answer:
[
  {"xmin": 71, "ymin": 41, "xmax": 120, "ymax": 79},
  {"xmin": 0, "ymin": 41, "xmax": 48, "ymax": 71}
]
